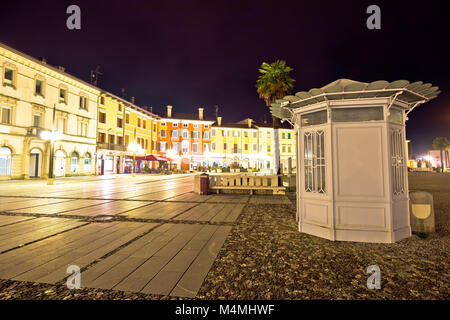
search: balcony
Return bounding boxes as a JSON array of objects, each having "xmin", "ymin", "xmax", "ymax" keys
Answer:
[
  {"xmin": 26, "ymin": 127, "xmax": 45, "ymax": 138},
  {"xmin": 97, "ymin": 142, "xmax": 126, "ymax": 151}
]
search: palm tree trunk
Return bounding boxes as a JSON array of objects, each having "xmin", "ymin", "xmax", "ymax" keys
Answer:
[{"xmin": 440, "ymin": 149, "xmax": 444, "ymax": 173}]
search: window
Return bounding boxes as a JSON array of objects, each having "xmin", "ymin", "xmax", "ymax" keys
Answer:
[
  {"xmin": 203, "ymin": 143, "xmax": 209, "ymax": 152},
  {"xmin": 253, "ymin": 144, "xmax": 257, "ymax": 152},
  {"xmin": 84, "ymin": 153, "xmax": 91, "ymax": 173},
  {"xmin": 171, "ymin": 130, "xmax": 179, "ymax": 138},
  {"xmin": 282, "ymin": 146, "xmax": 286, "ymax": 152},
  {"xmin": 182, "ymin": 130, "xmax": 189, "ymax": 139},
  {"xmin": 3, "ymin": 67, "xmax": 15, "ymax": 87},
  {"xmin": 192, "ymin": 143, "xmax": 198, "ymax": 153},
  {"xmin": 33, "ymin": 114, "xmax": 41, "ymax": 127},
  {"xmin": 109, "ymin": 134, "xmax": 115, "ymax": 144},
  {"xmin": 161, "ymin": 122, "xmax": 166, "ymax": 126},
  {"xmin": 117, "ymin": 117, "xmax": 123, "ymax": 128},
  {"xmin": 301, "ymin": 110, "xmax": 328, "ymax": 127},
  {"xmin": 79, "ymin": 95, "xmax": 88, "ymax": 110},
  {"xmin": 245, "ymin": 144, "xmax": 248, "ymax": 151},
  {"xmin": 137, "ymin": 118, "xmax": 141, "ymax": 127},
  {"xmin": 223, "ymin": 130, "xmax": 228, "ymax": 137},
  {"xmin": 125, "ymin": 135, "xmax": 129, "ymax": 146},
  {"xmin": 388, "ymin": 108, "xmax": 403, "ymax": 124},
  {"xmin": 183, "ymin": 123, "xmax": 188, "ymax": 128},
  {"xmin": 182, "ymin": 143, "xmax": 189, "ymax": 153},
  {"xmin": 288, "ymin": 133, "xmax": 291, "ymax": 139},
  {"xmin": 192, "ymin": 131, "xmax": 200, "ymax": 139},
  {"xmin": 100, "ymin": 96, "xmax": 105, "ymax": 105},
  {"xmin": 203, "ymin": 131, "xmax": 209, "ymax": 139},
  {"xmin": 160, "ymin": 129, "xmax": 166, "ymax": 138},
  {"xmin": 233, "ymin": 144, "xmax": 238, "ymax": 153},
  {"xmin": 267, "ymin": 145, "xmax": 271, "ymax": 152},
  {"xmin": 288, "ymin": 146, "xmax": 292, "ymax": 153},
  {"xmin": 118, "ymin": 104, "xmax": 122, "ymax": 112},
  {"xmin": 204, "ymin": 124, "xmax": 209, "ymax": 129},
  {"xmin": 282, "ymin": 133, "xmax": 286, "ymax": 139},
  {"xmin": 99, "ymin": 111, "xmax": 106, "ymax": 124},
  {"xmin": 332, "ymin": 107, "xmax": 383, "ymax": 122},
  {"xmin": 304, "ymin": 130, "xmax": 325, "ymax": 193},
  {"xmin": 35, "ymin": 79, "xmax": 44, "ymax": 96},
  {"xmin": 224, "ymin": 143, "xmax": 227, "ymax": 150},
  {"xmin": 57, "ymin": 118, "xmax": 65, "ymax": 133},
  {"xmin": 117, "ymin": 136, "xmax": 123, "ymax": 145},
  {"xmin": 233, "ymin": 131, "xmax": 239, "ymax": 137},
  {"xmin": 193, "ymin": 124, "xmax": 199, "ymax": 128},
  {"xmin": 160, "ymin": 142, "xmax": 167, "ymax": 152},
  {"xmin": 70, "ymin": 152, "xmax": 79, "ymax": 173},
  {"xmin": 143, "ymin": 120, "xmax": 147, "ymax": 129},
  {"xmin": 79, "ymin": 121, "xmax": 89, "ymax": 137},
  {"xmin": 1, "ymin": 107, "xmax": 11, "ymax": 124},
  {"xmin": 125, "ymin": 113, "xmax": 130, "ymax": 124},
  {"xmin": 98, "ymin": 132, "xmax": 106, "ymax": 143},
  {"xmin": 244, "ymin": 131, "xmax": 248, "ymax": 138},
  {"xmin": 253, "ymin": 132, "xmax": 257, "ymax": 138},
  {"xmin": 391, "ymin": 129, "xmax": 405, "ymax": 195},
  {"xmin": 212, "ymin": 129, "xmax": 216, "ymax": 137},
  {"xmin": 0, "ymin": 147, "xmax": 12, "ymax": 175},
  {"xmin": 172, "ymin": 122, "xmax": 178, "ymax": 127},
  {"xmin": 153, "ymin": 124, "xmax": 157, "ymax": 131},
  {"xmin": 212, "ymin": 142, "xmax": 216, "ymax": 150},
  {"xmin": 59, "ymin": 87, "xmax": 67, "ymax": 104}
]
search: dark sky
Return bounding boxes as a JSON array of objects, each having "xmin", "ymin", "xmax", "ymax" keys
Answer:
[{"xmin": 1, "ymin": 0, "xmax": 449, "ymax": 154}]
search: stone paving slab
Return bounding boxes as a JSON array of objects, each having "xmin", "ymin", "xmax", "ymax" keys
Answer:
[
  {"xmin": 59, "ymin": 200, "xmax": 152, "ymax": 217},
  {"xmin": 0, "ymin": 198, "xmax": 72, "ymax": 212},
  {"xmin": 0, "ymin": 221, "xmax": 156, "ymax": 284},
  {"xmin": 174, "ymin": 203, "xmax": 245, "ymax": 223},
  {"xmin": 122, "ymin": 202, "xmax": 198, "ymax": 220},
  {"xmin": 81, "ymin": 223, "xmax": 231, "ymax": 297},
  {"xmin": 0, "ymin": 217, "xmax": 86, "ymax": 253},
  {"xmin": 0, "ymin": 215, "xmax": 34, "ymax": 227},
  {"xmin": 9, "ymin": 199, "xmax": 112, "ymax": 215}
]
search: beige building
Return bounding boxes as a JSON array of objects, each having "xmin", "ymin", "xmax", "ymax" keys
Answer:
[{"xmin": 0, "ymin": 42, "xmax": 100, "ymax": 179}]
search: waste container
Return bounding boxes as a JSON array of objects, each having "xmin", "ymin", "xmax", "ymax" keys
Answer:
[
  {"xmin": 199, "ymin": 173, "xmax": 209, "ymax": 195},
  {"xmin": 409, "ymin": 191, "xmax": 435, "ymax": 234}
]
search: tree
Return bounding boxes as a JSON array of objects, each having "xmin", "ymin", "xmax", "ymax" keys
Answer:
[
  {"xmin": 431, "ymin": 137, "xmax": 450, "ymax": 173},
  {"xmin": 256, "ymin": 60, "xmax": 295, "ymax": 174}
]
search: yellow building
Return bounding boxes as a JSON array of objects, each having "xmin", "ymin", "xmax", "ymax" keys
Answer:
[
  {"xmin": 210, "ymin": 117, "xmax": 259, "ymax": 168},
  {"xmin": 96, "ymin": 92, "xmax": 126, "ymax": 174},
  {"xmin": 123, "ymin": 102, "xmax": 159, "ymax": 173},
  {"xmin": 278, "ymin": 127, "xmax": 296, "ymax": 172}
]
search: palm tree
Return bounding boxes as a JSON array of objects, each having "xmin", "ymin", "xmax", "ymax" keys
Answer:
[
  {"xmin": 431, "ymin": 137, "xmax": 450, "ymax": 173},
  {"xmin": 256, "ymin": 60, "xmax": 295, "ymax": 174}
]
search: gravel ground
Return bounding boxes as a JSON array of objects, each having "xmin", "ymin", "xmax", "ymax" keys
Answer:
[
  {"xmin": 1, "ymin": 173, "xmax": 449, "ymax": 300},
  {"xmin": 198, "ymin": 173, "xmax": 450, "ymax": 300}
]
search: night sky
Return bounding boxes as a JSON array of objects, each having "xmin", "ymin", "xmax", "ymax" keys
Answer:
[{"xmin": 1, "ymin": 0, "xmax": 448, "ymax": 154}]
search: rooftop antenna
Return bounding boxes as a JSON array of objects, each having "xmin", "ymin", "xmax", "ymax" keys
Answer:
[
  {"xmin": 90, "ymin": 66, "xmax": 102, "ymax": 86},
  {"xmin": 121, "ymin": 88, "xmax": 126, "ymax": 99}
]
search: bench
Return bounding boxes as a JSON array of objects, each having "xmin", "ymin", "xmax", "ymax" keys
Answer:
[{"xmin": 208, "ymin": 174, "xmax": 285, "ymax": 195}]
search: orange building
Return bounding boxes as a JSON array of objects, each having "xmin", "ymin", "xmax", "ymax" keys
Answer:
[{"xmin": 157, "ymin": 105, "xmax": 214, "ymax": 170}]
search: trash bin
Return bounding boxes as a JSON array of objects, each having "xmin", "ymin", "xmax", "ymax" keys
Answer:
[
  {"xmin": 409, "ymin": 191, "xmax": 435, "ymax": 234},
  {"xmin": 199, "ymin": 173, "xmax": 209, "ymax": 195}
]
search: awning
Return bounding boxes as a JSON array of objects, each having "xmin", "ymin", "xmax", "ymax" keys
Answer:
[{"xmin": 129, "ymin": 155, "xmax": 171, "ymax": 161}]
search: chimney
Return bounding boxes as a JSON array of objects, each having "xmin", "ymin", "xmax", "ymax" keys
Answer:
[
  {"xmin": 58, "ymin": 66, "xmax": 65, "ymax": 72},
  {"xmin": 217, "ymin": 116, "xmax": 222, "ymax": 126},
  {"xmin": 149, "ymin": 106, "xmax": 153, "ymax": 113},
  {"xmin": 39, "ymin": 57, "xmax": 47, "ymax": 64},
  {"xmin": 131, "ymin": 97, "xmax": 135, "ymax": 104},
  {"xmin": 167, "ymin": 105, "xmax": 173, "ymax": 118},
  {"xmin": 198, "ymin": 107, "xmax": 204, "ymax": 120},
  {"xmin": 247, "ymin": 118, "xmax": 252, "ymax": 128}
]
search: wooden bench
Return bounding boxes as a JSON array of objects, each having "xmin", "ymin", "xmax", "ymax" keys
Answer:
[{"xmin": 208, "ymin": 174, "xmax": 285, "ymax": 195}]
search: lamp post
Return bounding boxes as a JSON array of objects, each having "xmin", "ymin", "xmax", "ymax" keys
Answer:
[
  {"xmin": 40, "ymin": 130, "xmax": 63, "ymax": 185},
  {"xmin": 128, "ymin": 143, "xmax": 143, "ymax": 177}
]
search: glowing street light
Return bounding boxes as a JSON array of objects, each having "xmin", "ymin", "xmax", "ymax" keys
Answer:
[
  {"xmin": 128, "ymin": 143, "xmax": 144, "ymax": 177},
  {"xmin": 40, "ymin": 130, "xmax": 63, "ymax": 185}
]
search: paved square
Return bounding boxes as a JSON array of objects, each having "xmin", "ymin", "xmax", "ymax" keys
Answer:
[{"xmin": 0, "ymin": 175, "xmax": 290, "ymax": 297}]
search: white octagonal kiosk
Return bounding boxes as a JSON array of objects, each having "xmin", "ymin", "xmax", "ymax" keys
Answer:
[{"xmin": 271, "ymin": 79, "xmax": 440, "ymax": 243}]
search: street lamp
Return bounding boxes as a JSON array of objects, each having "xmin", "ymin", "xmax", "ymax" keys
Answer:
[
  {"xmin": 40, "ymin": 130, "xmax": 63, "ymax": 185},
  {"xmin": 128, "ymin": 143, "xmax": 144, "ymax": 177}
]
